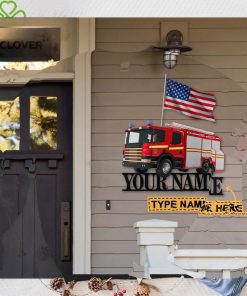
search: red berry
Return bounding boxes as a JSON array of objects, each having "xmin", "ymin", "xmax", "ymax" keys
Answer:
[
  {"xmin": 122, "ymin": 290, "xmax": 126, "ymax": 294},
  {"xmin": 118, "ymin": 293, "xmax": 123, "ymax": 296},
  {"xmin": 114, "ymin": 293, "xmax": 117, "ymax": 296}
]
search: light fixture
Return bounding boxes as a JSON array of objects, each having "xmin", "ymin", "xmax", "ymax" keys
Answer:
[{"xmin": 155, "ymin": 30, "xmax": 192, "ymax": 69}]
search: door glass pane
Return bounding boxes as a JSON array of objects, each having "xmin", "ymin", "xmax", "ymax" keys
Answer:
[
  {"xmin": 0, "ymin": 60, "xmax": 58, "ymax": 71},
  {"xmin": 30, "ymin": 96, "xmax": 57, "ymax": 150},
  {"xmin": 0, "ymin": 97, "xmax": 20, "ymax": 151}
]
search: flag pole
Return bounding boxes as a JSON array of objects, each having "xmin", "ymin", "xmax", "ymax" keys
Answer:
[{"xmin": 160, "ymin": 74, "xmax": 167, "ymax": 127}]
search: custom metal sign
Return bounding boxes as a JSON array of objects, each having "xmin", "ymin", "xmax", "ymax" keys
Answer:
[
  {"xmin": 122, "ymin": 172, "xmax": 223, "ymax": 195},
  {"xmin": 120, "ymin": 76, "xmax": 247, "ymax": 217},
  {"xmin": 0, "ymin": 28, "xmax": 60, "ymax": 61},
  {"xmin": 148, "ymin": 195, "xmax": 246, "ymax": 216}
]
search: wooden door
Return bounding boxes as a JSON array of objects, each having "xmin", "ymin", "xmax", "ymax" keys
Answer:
[{"xmin": 0, "ymin": 81, "xmax": 73, "ymax": 277}]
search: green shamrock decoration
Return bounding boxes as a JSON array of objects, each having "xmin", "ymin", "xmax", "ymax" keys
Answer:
[{"xmin": 0, "ymin": 0, "xmax": 26, "ymax": 18}]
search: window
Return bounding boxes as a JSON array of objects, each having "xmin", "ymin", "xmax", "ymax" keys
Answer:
[
  {"xmin": 172, "ymin": 132, "xmax": 182, "ymax": 145},
  {"xmin": 30, "ymin": 96, "xmax": 57, "ymax": 150},
  {"xmin": 0, "ymin": 95, "xmax": 58, "ymax": 152},
  {"xmin": 0, "ymin": 97, "xmax": 20, "ymax": 151},
  {"xmin": 128, "ymin": 132, "xmax": 140, "ymax": 144},
  {"xmin": 126, "ymin": 129, "xmax": 152, "ymax": 145},
  {"xmin": 153, "ymin": 130, "xmax": 165, "ymax": 142},
  {"xmin": 0, "ymin": 28, "xmax": 60, "ymax": 71},
  {"xmin": 125, "ymin": 132, "xmax": 128, "ymax": 144}
]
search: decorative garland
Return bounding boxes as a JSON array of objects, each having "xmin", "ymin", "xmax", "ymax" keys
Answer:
[
  {"xmin": 47, "ymin": 277, "xmax": 150, "ymax": 296},
  {"xmin": 45, "ymin": 276, "xmax": 185, "ymax": 296},
  {"xmin": 49, "ymin": 277, "xmax": 77, "ymax": 296}
]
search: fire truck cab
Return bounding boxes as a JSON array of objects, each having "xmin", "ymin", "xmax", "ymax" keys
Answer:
[{"xmin": 122, "ymin": 121, "xmax": 224, "ymax": 178}]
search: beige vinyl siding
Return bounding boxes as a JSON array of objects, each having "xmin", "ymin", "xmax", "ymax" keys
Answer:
[{"xmin": 92, "ymin": 18, "xmax": 247, "ymax": 274}]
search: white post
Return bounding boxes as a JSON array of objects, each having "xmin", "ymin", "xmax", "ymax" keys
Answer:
[
  {"xmin": 134, "ymin": 219, "xmax": 178, "ymax": 274},
  {"xmin": 160, "ymin": 74, "xmax": 167, "ymax": 127},
  {"xmin": 133, "ymin": 219, "xmax": 203, "ymax": 278},
  {"xmin": 73, "ymin": 18, "xmax": 95, "ymax": 274},
  {"xmin": 223, "ymin": 270, "xmax": 231, "ymax": 279}
]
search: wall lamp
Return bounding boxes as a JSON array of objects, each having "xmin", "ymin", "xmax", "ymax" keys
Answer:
[{"xmin": 155, "ymin": 30, "xmax": 192, "ymax": 69}]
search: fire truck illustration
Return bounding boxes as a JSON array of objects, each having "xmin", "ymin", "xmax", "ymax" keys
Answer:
[{"xmin": 122, "ymin": 121, "xmax": 224, "ymax": 177}]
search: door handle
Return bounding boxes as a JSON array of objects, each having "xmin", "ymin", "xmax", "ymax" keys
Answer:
[
  {"xmin": 63, "ymin": 223, "xmax": 69, "ymax": 258},
  {"xmin": 61, "ymin": 202, "xmax": 71, "ymax": 261}
]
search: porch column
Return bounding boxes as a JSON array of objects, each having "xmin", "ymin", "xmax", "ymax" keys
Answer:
[{"xmin": 73, "ymin": 18, "xmax": 95, "ymax": 274}]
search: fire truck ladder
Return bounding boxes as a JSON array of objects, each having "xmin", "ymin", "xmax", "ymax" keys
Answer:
[{"xmin": 167, "ymin": 122, "xmax": 215, "ymax": 135}]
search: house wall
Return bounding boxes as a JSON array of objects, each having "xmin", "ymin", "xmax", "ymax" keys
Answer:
[{"xmin": 91, "ymin": 18, "xmax": 247, "ymax": 274}]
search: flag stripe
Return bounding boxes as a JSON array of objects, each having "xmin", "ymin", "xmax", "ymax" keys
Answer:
[
  {"xmin": 190, "ymin": 91, "xmax": 216, "ymax": 103},
  {"xmin": 190, "ymin": 93, "xmax": 216, "ymax": 105},
  {"xmin": 191, "ymin": 89, "xmax": 216, "ymax": 100},
  {"xmin": 165, "ymin": 100, "xmax": 214, "ymax": 116},
  {"xmin": 191, "ymin": 89, "xmax": 215, "ymax": 97},
  {"xmin": 164, "ymin": 102, "xmax": 215, "ymax": 119},
  {"xmin": 189, "ymin": 97, "xmax": 215, "ymax": 109},
  {"xmin": 166, "ymin": 97, "xmax": 214, "ymax": 111},
  {"xmin": 165, "ymin": 106, "xmax": 215, "ymax": 122}
]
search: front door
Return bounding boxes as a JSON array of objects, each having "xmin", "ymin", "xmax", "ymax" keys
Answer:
[{"xmin": 0, "ymin": 81, "xmax": 73, "ymax": 277}]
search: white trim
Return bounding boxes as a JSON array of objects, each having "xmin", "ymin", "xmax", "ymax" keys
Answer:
[
  {"xmin": 0, "ymin": 72, "xmax": 74, "ymax": 85},
  {"xmin": 73, "ymin": 18, "xmax": 95, "ymax": 274},
  {"xmin": 174, "ymin": 249, "xmax": 247, "ymax": 272}
]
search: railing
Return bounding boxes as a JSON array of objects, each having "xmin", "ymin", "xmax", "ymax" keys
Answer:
[{"xmin": 134, "ymin": 219, "xmax": 247, "ymax": 279}]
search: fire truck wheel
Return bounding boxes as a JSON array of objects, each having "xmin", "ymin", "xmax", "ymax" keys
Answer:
[
  {"xmin": 157, "ymin": 158, "xmax": 173, "ymax": 178},
  {"xmin": 134, "ymin": 167, "xmax": 148, "ymax": 174},
  {"xmin": 198, "ymin": 160, "xmax": 210, "ymax": 174}
]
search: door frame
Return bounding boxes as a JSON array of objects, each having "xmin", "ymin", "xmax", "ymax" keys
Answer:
[{"xmin": 73, "ymin": 18, "xmax": 95, "ymax": 274}]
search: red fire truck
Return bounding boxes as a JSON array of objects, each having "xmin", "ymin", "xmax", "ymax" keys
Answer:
[{"xmin": 122, "ymin": 121, "xmax": 224, "ymax": 177}]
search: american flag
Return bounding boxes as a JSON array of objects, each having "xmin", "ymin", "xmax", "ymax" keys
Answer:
[{"xmin": 164, "ymin": 78, "xmax": 216, "ymax": 122}]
